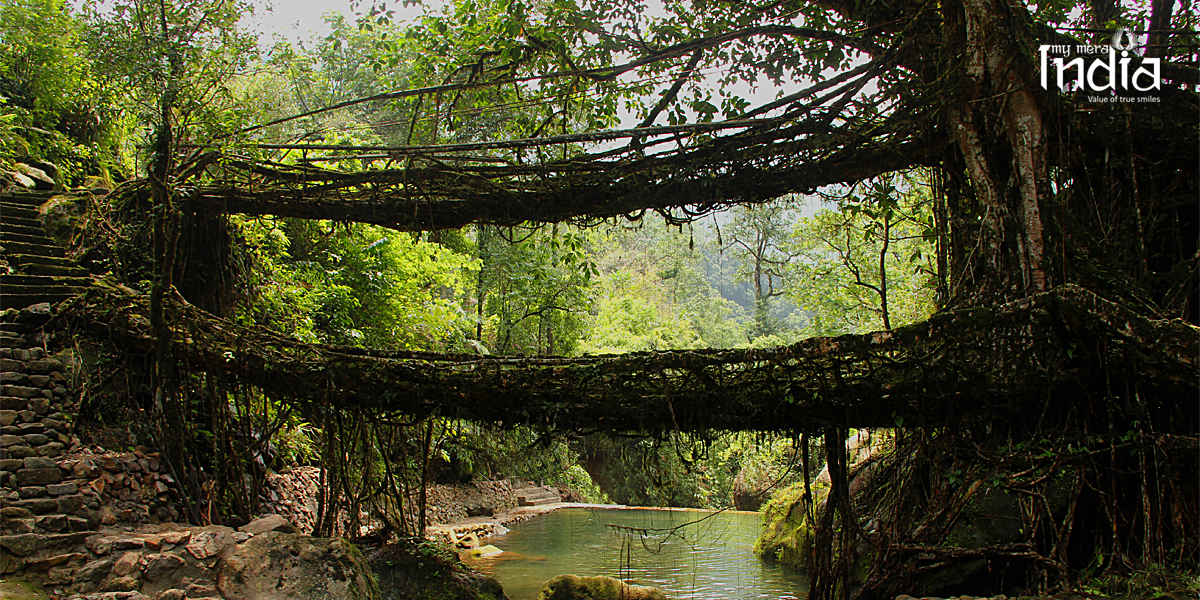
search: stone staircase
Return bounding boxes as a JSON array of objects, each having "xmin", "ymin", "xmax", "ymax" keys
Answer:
[
  {"xmin": 513, "ymin": 484, "xmax": 562, "ymax": 507},
  {"xmin": 1, "ymin": 189, "xmax": 91, "ymax": 311}
]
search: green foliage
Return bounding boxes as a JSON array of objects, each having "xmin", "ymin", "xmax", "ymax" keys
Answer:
[
  {"xmin": 723, "ymin": 202, "xmax": 802, "ymax": 339},
  {"xmin": 1079, "ymin": 562, "xmax": 1200, "ymax": 599},
  {"xmin": 785, "ymin": 176, "xmax": 938, "ymax": 336},
  {"xmin": 580, "ymin": 272, "xmax": 704, "ymax": 353},
  {"xmin": 234, "ymin": 216, "xmax": 479, "ymax": 350},
  {"xmin": 399, "ymin": 0, "xmax": 624, "ymax": 141},
  {"xmin": 578, "ymin": 433, "xmax": 709, "ymax": 507},
  {"xmin": 477, "ymin": 225, "xmax": 596, "ymax": 356},
  {"xmin": 726, "ymin": 435, "xmax": 803, "ymax": 508},
  {"xmin": 580, "ymin": 223, "xmax": 747, "ymax": 354},
  {"xmin": 577, "ymin": 431, "xmax": 797, "ymax": 509},
  {"xmin": 0, "ymin": 0, "xmax": 130, "ymax": 181},
  {"xmin": 430, "ymin": 422, "xmax": 608, "ymax": 503},
  {"xmin": 82, "ymin": 0, "xmax": 262, "ymax": 163}
]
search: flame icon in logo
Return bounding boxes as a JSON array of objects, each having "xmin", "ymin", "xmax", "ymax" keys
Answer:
[{"xmin": 1112, "ymin": 28, "xmax": 1137, "ymax": 52}]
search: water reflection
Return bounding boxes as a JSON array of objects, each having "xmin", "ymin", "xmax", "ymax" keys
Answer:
[{"xmin": 463, "ymin": 507, "xmax": 809, "ymax": 600}]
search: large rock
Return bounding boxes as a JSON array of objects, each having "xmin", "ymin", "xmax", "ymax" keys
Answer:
[
  {"xmin": 216, "ymin": 531, "xmax": 379, "ymax": 600},
  {"xmin": 74, "ymin": 556, "xmax": 116, "ymax": 582},
  {"xmin": 755, "ymin": 431, "xmax": 892, "ymax": 572},
  {"xmin": 536, "ymin": 575, "xmax": 666, "ymax": 600},
  {"xmin": 238, "ymin": 514, "xmax": 298, "ymax": 536},
  {"xmin": 368, "ymin": 537, "xmax": 509, "ymax": 600},
  {"xmin": 12, "ymin": 163, "xmax": 54, "ymax": 190},
  {"xmin": 140, "ymin": 552, "xmax": 186, "ymax": 582}
]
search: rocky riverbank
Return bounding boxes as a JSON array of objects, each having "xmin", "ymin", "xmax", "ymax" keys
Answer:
[{"xmin": 0, "ymin": 302, "xmax": 541, "ymax": 599}]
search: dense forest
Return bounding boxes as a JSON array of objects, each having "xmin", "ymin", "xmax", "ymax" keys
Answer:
[
  {"xmin": 1, "ymin": 0, "xmax": 942, "ymax": 510},
  {"xmin": 1, "ymin": 0, "xmax": 1196, "ymax": 598}
]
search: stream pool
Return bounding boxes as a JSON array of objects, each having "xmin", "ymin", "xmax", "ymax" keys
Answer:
[{"xmin": 462, "ymin": 507, "xmax": 809, "ymax": 600}]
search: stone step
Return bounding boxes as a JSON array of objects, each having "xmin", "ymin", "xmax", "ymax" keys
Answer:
[
  {"xmin": 1, "ymin": 222, "xmax": 47, "ymax": 238},
  {"xmin": 0, "ymin": 530, "xmax": 96, "ymax": 559},
  {"xmin": 1, "ymin": 240, "xmax": 65, "ymax": 258},
  {"xmin": 2, "ymin": 284, "xmax": 88, "ymax": 297},
  {"xmin": 513, "ymin": 486, "xmax": 556, "ymax": 495},
  {"xmin": 1, "ymin": 228, "xmax": 54, "ymax": 242},
  {"xmin": 1, "ymin": 274, "xmax": 92, "ymax": 288},
  {"xmin": 4, "ymin": 254, "xmax": 77, "ymax": 269},
  {"xmin": 0, "ymin": 191, "xmax": 54, "ymax": 206},
  {"xmin": 0, "ymin": 293, "xmax": 81, "ymax": 311},
  {"xmin": 518, "ymin": 495, "xmax": 559, "ymax": 507},
  {"xmin": 2, "ymin": 211, "xmax": 41, "ymax": 225},
  {"xmin": 2, "ymin": 216, "xmax": 43, "ymax": 231},
  {"xmin": 13, "ymin": 264, "xmax": 89, "ymax": 278},
  {"xmin": 0, "ymin": 202, "xmax": 41, "ymax": 220},
  {"xmin": 3, "ymin": 258, "xmax": 87, "ymax": 278},
  {"xmin": 0, "ymin": 322, "xmax": 33, "ymax": 334},
  {"xmin": 515, "ymin": 486, "xmax": 561, "ymax": 506},
  {"xmin": 14, "ymin": 262, "xmax": 87, "ymax": 276}
]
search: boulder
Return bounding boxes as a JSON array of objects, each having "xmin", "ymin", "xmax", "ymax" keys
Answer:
[
  {"xmin": 216, "ymin": 531, "xmax": 379, "ymax": 600},
  {"xmin": 75, "ymin": 557, "xmax": 116, "ymax": 582},
  {"xmin": 755, "ymin": 431, "xmax": 892, "ymax": 574},
  {"xmin": 468, "ymin": 545, "xmax": 503, "ymax": 558},
  {"xmin": 238, "ymin": 514, "xmax": 298, "ymax": 536},
  {"xmin": 103, "ymin": 574, "xmax": 142, "ymax": 592},
  {"xmin": 465, "ymin": 502, "xmax": 494, "ymax": 517},
  {"xmin": 113, "ymin": 551, "xmax": 141, "ymax": 577},
  {"xmin": 536, "ymin": 575, "xmax": 667, "ymax": 600},
  {"xmin": 12, "ymin": 163, "xmax": 53, "ymax": 190},
  {"xmin": 369, "ymin": 537, "xmax": 509, "ymax": 600},
  {"xmin": 39, "ymin": 194, "xmax": 86, "ymax": 246}
]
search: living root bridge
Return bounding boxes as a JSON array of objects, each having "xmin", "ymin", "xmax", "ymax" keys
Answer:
[
  {"xmin": 169, "ymin": 117, "xmax": 934, "ymax": 231},
  {"xmin": 64, "ymin": 284, "xmax": 1197, "ymax": 433}
]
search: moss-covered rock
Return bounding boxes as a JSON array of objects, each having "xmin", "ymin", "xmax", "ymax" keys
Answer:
[
  {"xmin": 39, "ymin": 194, "xmax": 87, "ymax": 247},
  {"xmin": 0, "ymin": 578, "xmax": 50, "ymax": 600},
  {"xmin": 535, "ymin": 575, "xmax": 666, "ymax": 600},
  {"xmin": 367, "ymin": 536, "xmax": 509, "ymax": 600},
  {"xmin": 754, "ymin": 430, "xmax": 890, "ymax": 572},
  {"xmin": 754, "ymin": 477, "xmax": 828, "ymax": 567}
]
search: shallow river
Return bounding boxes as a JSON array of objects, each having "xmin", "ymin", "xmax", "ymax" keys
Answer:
[{"xmin": 463, "ymin": 507, "xmax": 809, "ymax": 600}]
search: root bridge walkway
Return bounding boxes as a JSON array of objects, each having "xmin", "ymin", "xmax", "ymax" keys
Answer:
[{"xmin": 61, "ymin": 283, "xmax": 1197, "ymax": 433}]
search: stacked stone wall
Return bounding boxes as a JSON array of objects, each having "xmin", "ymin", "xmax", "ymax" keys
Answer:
[
  {"xmin": 0, "ymin": 303, "xmax": 188, "ymax": 594},
  {"xmin": 260, "ymin": 466, "xmax": 322, "ymax": 534},
  {"xmin": 2, "ymin": 307, "xmax": 95, "ymax": 580},
  {"xmin": 424, "ymin": 479, "xmax": 517, "ymax": 526},
  {"xmin": 258, "ymin": 468, "xmax": 520, "ymax": 534}
]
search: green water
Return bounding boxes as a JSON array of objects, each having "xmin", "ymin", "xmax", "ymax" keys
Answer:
[{"xmin": 464, "ymin": 507, "xmax": 808, "ymax": 600}]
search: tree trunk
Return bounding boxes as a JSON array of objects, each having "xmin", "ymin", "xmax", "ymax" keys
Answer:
[{"xmin": 944, "ymin": 0, "xmax": 1051, "ymax": 304}]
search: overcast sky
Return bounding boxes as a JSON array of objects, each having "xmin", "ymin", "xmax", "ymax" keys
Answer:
[{"xmin": 248, "ymin": 0, "xmax": 427, "ymax": 44}]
